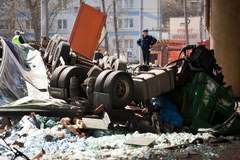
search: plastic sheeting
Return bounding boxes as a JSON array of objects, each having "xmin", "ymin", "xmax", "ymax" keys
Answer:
[{"xmin": 151, "ymin": 96, "xmax": 183, "ymax": 127}]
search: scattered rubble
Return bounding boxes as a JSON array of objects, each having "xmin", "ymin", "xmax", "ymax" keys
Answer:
[
  {"xmin": 0, "ymin": 116, "xmax": 232, "ymax": 159},
  {"xmin": 0, "ymin": 114, "xmax": 237, "ymax": 159}
]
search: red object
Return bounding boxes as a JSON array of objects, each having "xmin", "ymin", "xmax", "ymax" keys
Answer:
[
  {"xmin": 94, "ymin": 104, "xmax": 105, "ymax": 114},
  {"xmin": 151, "ymin": 40, "xmax": 186, "ymax": 66},
  {"xmin": 69, "ymin": 3, "xmax": 107, "ymax": 60}
]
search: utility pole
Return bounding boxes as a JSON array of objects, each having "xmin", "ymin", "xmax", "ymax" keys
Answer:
[
  {"xmin": 140, "ymin": 0, "xmax": 143, "ymax": 35},
  {"xmin": 41, "ymin": 0, "xmax": 48, "ymax": 38},
  {"xmin": 101, "ymin": 0, "xmax": 109, "ymax": 51},
  {"xmin": 157, "ymin": 0, "xmax": 162, "ymax": 39},
  {"xmin": 139, "ymin": 0, "xmax": 143, "ymax": 63},
  {"xmin": 183, "ymin": 0, "xmax": 189, "ymax": 45}
]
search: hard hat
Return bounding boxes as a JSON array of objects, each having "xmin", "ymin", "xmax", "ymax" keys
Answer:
[
  {"xmin": 143, "ymin": 29, "xmax": 148, "ymax": 32},
  {"xmin": 15, "ymin": 30, "xmax": 24, "ymax": 35}
]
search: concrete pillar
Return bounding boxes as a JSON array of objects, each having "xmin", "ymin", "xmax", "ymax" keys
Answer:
[{"xmin": 210, "ymin": 1, "xmax": 240, "ymax": 96}]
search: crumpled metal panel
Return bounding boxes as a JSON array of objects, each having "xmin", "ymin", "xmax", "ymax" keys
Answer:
[
  {"xmin": 187, "ymin": 72, "xmax": 236, "ymax": 129},
  {"xmin": 187, "ymin": 73, "xmax": 219, "ymax": 123}
]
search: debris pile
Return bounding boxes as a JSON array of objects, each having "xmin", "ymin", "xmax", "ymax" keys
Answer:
[{"xmin": 0, "ymin": 114, "xmax": 234, "ymax": 159}]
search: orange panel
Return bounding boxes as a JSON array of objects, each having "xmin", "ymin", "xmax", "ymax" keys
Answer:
[
  {"xmin": 69, "ymin": 2, "xmax": 107, "ymax": 60},
  {"xmin": 168, "ymin": 51, "xmax": 179, "ymax": 63}
]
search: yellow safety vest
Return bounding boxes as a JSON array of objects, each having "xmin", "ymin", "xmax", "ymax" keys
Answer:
[{"xmin": 12, "ymin": 35, "xmax": 21, "ymax": 45}]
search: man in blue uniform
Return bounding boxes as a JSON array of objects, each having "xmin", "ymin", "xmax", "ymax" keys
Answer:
[{"xmin": 137, "ymin": 29, "xmax": 157, "ymax": 65}]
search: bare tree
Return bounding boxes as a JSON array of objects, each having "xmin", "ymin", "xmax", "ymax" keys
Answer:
[
  {"xmin": 0, "ymin": 1, "xmax": 27, "ymax": 39},
  {"xmin": 25, "ymin": 0, "xmax": 41, "ymax": 43},
  {"xmin": 0, "ymin": 0, "xmax": 62, "ymax": 43}
]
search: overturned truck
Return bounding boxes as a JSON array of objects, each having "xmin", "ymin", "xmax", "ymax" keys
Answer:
[{"xmin": 42, "ymin": 3, "xmax": 239, "ymax": 135}]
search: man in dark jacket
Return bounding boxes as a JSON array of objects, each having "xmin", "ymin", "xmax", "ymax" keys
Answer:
[{"xmin": 137, "ymin": 29, "xmax": 157, "ymax": 65}]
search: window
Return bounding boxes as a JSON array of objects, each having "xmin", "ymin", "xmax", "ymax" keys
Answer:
[
  {"xmin": 118, "ymin": 18, "xmax": 133, "ymax": 29},
  {"xmin": 58, "ymin": 19, "xmax": 67, "ymax": 29},
  {"xmin": 9, "ymin": 20, "xmax": 15, "ymax": 29},
  {"xmin": 119, "ymin": 40, "xmax": 122, "ymax": 50},
  {"xmin": 129, "ymin": 19, "xmax": 133, "ymax": 28},
  {"xmin": 117, "ymin": 0, "xmax": 123, "ymax": 8},
  {"xmin": 118, "ymin": 19, "xmax": 123, "ymax": 28},
  {"xmin": 117, "ymin": 0, "xmax": 134, "ymax": 8},
  {"xmin": 124, "ymin": 39, "xmax": 133, "ymax": 49},
  {"xmin": 74, "ymin": 7, "xmax": 79, "ymax": 13},
  {"xmin": 26, "ymin": 20, "xmax": 32, "ymax": 30},
  {"xmin": 113, "ymin": 39, "xmax": 134, "ymax": 51},
  {"xmin": 58, "ymin": 0, "xmax": 67, "ymax": 10},
  {"xmin": 0, "ymin": 20, "xmax": 15, "ymax": 30},
  {"xmin": 129, "ymin": 0, "xmax": 134, "ymax": 8},
  {"xmin": 124, "ymin": 19, "xmax": 128, "ymax": 28},
  {"xmin": 0, "ymin": 21, "xmax": 5, "ymax": 30}
]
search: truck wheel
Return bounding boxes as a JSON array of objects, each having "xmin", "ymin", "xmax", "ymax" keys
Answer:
[
  {"xmin": 84, "ymin": 77, "xmax": 97, "ymax": 106},
  {"xmin": 48, "ymin": 36, "xmax": 67, "ymax": 64},
  {"xmin": 69, "ymin": 77, "xmax": 83, "ymax": 99},
  {"xmin": 103, "ymin": 71, "xmax": 134, "ymax": 109},
  {"xmin": 94, "ymin": 70, "xmax": 113, "ymax": 92},
  {"xmin": 51, "ymin": 41, "xmax": 70, "ymax": 71},
  {"xmin": 87, "ymin": 65, "xmax": 103, "ymax": 77},
  {"xmin": 58, "ymin": 66, "xmax": 87, "ymax": 100},
  {"xmin": 104, "ymin": 56, "xmax": 117, "ymax": 69},
  {"xmin": 43, "ymin": 34, "xmax": 59, "ymax": 62},
  {"xmin": 50, "ymin": 65, "xmax": 68, "ymax": 87},
  {"xmin": 112, "ymin": 59, "xmax": 127, "ymax": 71}
]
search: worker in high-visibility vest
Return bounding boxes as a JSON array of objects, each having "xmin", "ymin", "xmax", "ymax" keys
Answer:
[{"xmin": 12, "ymin": 30, "xmax": 25, "ymax": 45}]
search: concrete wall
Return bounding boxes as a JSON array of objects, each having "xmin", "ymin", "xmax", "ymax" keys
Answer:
[{"xmin": 210, "ymin": 0, "xmax": 240, "ymax": 96}]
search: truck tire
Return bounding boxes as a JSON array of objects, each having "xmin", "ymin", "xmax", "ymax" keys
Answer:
[
  {"xmin": 99, "ymin": 55, "xmax": 109, "ymax": 68},
  {"xmin": 50, "ymin": 65, "xmax": 68, "ymax": 87},
  {"xmin": 43, "ymin": 34, "xmax": 59, "ymax": 62},
  {"xmin": 104, "ymin": 56, "xmax": 117, "ymax": 69},
  {"xmin": 94, "ymin": 70, "xmax": 113, "ymax": 92},
  {"xmin": 51, "ymin": 41, "xmax": 70, "ymax": 71},
  {"xmin": 69, "ymin": 77, "xmax": 83, "ymax": 99},
  {"xmin": 84, "ymin": 77, "xmax": 97, "ymax": 106},
  {"xmin": 48, "ymin": 36, "xmax": 67, "ymax": 64},
  {"xmin": 112, "ymin": 59, "xmax": 127, "ymax": 71},
  {"xmin": 58, "ymin": 66, "xmax": 87, "ymax": 100},
  {"xmin": 87, "ymin": 65, "xmax": 103, "ymax": 77},
  {"xmin": 103, "ymin": 71, "xmax": 134, "ymax": 109}
]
